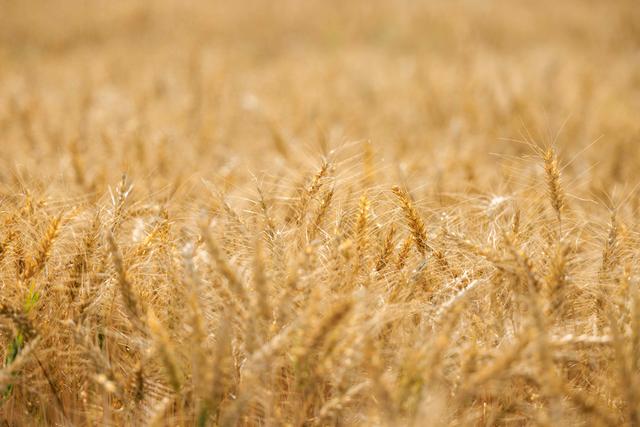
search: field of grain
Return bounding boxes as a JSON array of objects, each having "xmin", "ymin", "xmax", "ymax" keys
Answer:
[{"xmin": 1, "ymin": 1, "xmax": 640, "ymax": 425}]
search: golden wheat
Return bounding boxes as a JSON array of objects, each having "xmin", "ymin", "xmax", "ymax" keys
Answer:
[{"xmin": 1, "ymin": 0, "xmax": 640, "ymax": 425}]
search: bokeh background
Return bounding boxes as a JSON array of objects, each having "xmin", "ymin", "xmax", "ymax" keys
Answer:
[{"xmin": 1, "ymin": 1, "xmax": 638, "ymax": 185}]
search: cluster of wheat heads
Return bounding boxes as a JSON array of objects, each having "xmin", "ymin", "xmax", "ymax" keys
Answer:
[
  {"xmin": 2, "ymin": 0, "xmax": 640, "ymax": 426},
  {"xmin": 2, "ymin": 145, "xmax": 640, "ymax": 426}
]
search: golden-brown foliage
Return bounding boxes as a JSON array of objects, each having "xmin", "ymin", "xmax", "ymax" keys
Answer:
[{"xmin": 1, "ymin": 0, "xmax": 640, "ymax": 425}]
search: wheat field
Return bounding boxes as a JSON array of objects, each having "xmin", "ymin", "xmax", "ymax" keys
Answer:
[{"xmin": 1, "ymin": 1, "xmax": 640, "ymax": 425}]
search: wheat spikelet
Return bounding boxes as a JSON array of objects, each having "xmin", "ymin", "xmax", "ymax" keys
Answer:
[
  {"xmin": 252, "ymin": 236, "xmax": 271, "ymax": 328},
  {"xmin": 395, "ymin": 235, "xmax": 413, "ymax": 270},
  {"xmin": 543, "ymin": 147, "xmax": 565, "ymax": 226},
  {"xmin": 600, "ymin": 210, "xmax": 619, "ymax": 280},
  {"xmin": 545, "ymin": 241, "xmax": 569, "ymax": 318},
  {"xmin": 256, "ymin": 184, "xmax": 277, "ymax": 239},
  {"xmin": 107, "ymin": 231, "xmax": 143, "ymax": 326},
  {"xmin": 308, "ymin": 187, "xmax": 334, "ymax": 241},
  {"xmin": 355, "ymin": 193, "xmax": 370, "ymax": 269},
  {"xmin": 110, "ymin": 174, "xmax": 133, "ymax": 233},
  {"xmin": 292, "ymin": 161, "xmax": 331, "ymax": 225},
  {"xmin": 376, "ymin": 225, "xmax": 396, "ymax": 272},
  {"xmin": 23, "ymin": 211, "xmax": 63, "ymax": 280},
  {"xmin": 200, "ymin": 221, "xmax": 249, "ymax": 308},
  {"xmin": 392, "ymin": 185, "xmax": 431, "ymax": 256}
]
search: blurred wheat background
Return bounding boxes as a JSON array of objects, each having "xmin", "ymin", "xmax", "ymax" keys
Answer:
[{"xmin": 1, "ymin": 1, "xmax": 640, "ymax": 426}]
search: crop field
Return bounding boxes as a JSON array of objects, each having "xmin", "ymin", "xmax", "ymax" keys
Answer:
[{"xmin": 1, "ymin": 0, "xmax": 640, "ymax": 425}]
